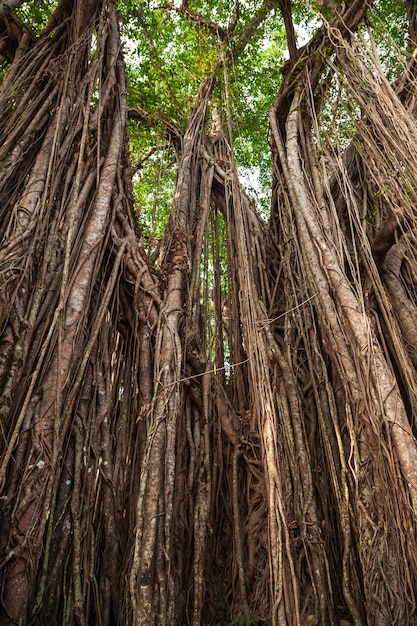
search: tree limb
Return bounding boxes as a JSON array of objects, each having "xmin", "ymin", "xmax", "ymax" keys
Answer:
[
  {"xmin": 0, "ymin": 0, "xmax": 27, "ymax": 19},
  {"xmin": 279, "ymin": 0, "xmax": 298, "ymax": 63},
  {"xmin": 165, "ymin": 0, "xmax": 227, "ymax": 40},
  {"xmin": 232, "ymin": 0, "xmax": 279, "ymax": 59},
  {"xmin": 128, "ymin": 106, "xmax": 183, "ymax": 143}
]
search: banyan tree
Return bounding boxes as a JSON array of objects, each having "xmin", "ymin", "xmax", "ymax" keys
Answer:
[{"xmin": 1, "ymin": 0, "xmax": 417, "ymax": 624}]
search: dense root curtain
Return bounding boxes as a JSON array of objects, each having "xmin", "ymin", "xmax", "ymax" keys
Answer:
[
  {"xmin": 0, "ymin": 1, "xmax": 157, "ymax": 623},
  {"xmin": 0, "ymin": 0, "xmax": 275, "ymax": 624},
  {"xmin": 2, "ymin": 0, "xmax": 417, "ymax": 625},
  {"xmin": 267, "ymin": 1, "xmax": 417, "ymax": 623}
]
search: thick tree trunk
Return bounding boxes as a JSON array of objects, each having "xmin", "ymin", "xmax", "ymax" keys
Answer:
[
  {"xmin": 1, "ymin": 0, "xmax": 417, "ymax": 625},
  {"xmin": 0, "ymin": 1, "xmax": 142, "ymax": 623}
]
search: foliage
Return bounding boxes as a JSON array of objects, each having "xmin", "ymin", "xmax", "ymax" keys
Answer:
[
  {"xmin": 118, "ymin": 0, "xmax": 287, "ymax": 223},
  {"xmin": 15, "ymin": 0, "xmax": 56, "ymax": 33}
]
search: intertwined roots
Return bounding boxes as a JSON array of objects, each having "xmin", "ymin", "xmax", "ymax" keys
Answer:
[{"xmin": 1, "ymin": 1, "xmax": 417, "ymax": 624}]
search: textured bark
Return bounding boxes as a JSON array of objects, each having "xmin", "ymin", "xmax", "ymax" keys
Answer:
[
  {"xmin": 1, "ymin": 0, "xmax": 417, "ymax": 625},
  {"xmin": 0, "ymin": 0, "xmax": 27, "ymax": 19}
]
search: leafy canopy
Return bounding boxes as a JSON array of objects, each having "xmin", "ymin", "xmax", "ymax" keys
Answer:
[{"xmin": 9, "ymin": 0, "xmax": 413, "ymax": 230}]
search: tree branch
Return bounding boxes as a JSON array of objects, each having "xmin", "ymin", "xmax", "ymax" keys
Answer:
[
  {"xmin": 165, "ymin": 0, "xmax": 227, "ymax": 40},
  {"xmin": 232, "ymin": 0, "xmax": 279, "ymax": 59},
  {"xmin": 128, "ymin": 107, "xmax": 183, "ymax": 145},
  {"xmin": 0, "ymin": 0, "xmax": 27, "ymax": 19},
  {"xmin": 0, "ymin": 12, "xmax": 33, "ymax": 62},
  {"xmin": 226, "ymin": 0, "xmax": 240, "ymax": 39},
  {"xmin": 279, "ymin": 0, "xmax": 298, "ymax": 63},
  {"xmin": 137, "ymin": 14, "xmax": 181, "ymax": 110}
]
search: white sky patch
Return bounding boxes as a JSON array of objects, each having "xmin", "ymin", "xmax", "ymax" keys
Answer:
[
  {"xmin": 238, "ymin": 165, "xmax": 270, "ymax": 218},
  {"xmin": 296, "ymin": 20, "xmax": 318, "ymax": 46}
]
